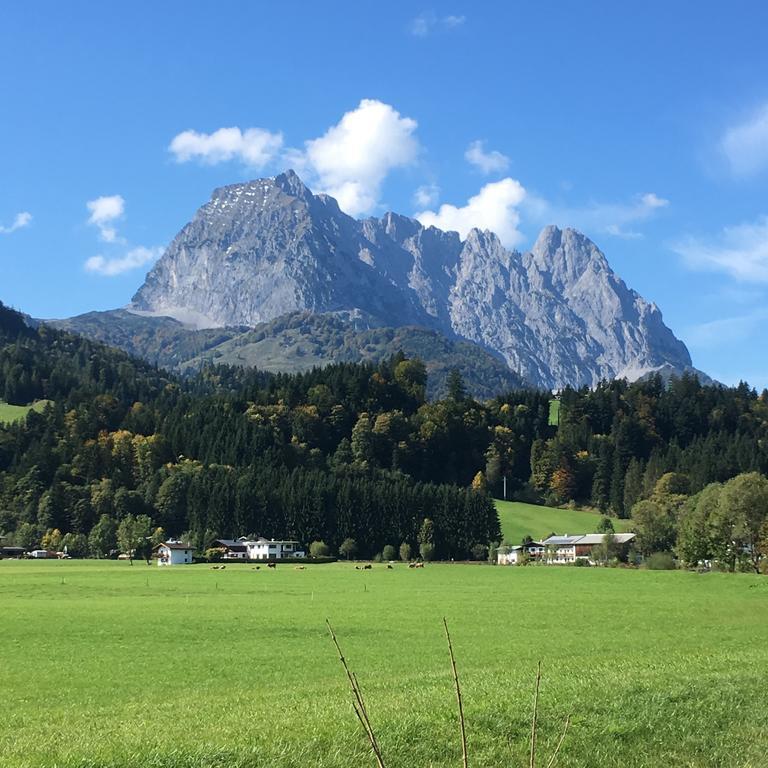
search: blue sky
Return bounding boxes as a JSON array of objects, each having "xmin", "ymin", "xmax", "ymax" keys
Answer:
[{"xmin": 1, "ymin": 1, "xmax": 767, "ymax": 389}]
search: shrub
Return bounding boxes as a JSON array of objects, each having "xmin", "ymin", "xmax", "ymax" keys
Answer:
[
  {"xmin": 645, "ymin": 552, "xmax": 676, "ymax": 570},
  {"xmin": 309, "ymin": 540, "xmax": 331, "ymax": 558},
  {"xmin": 338, "ymin": 537, "xmax": 358, "ymax": 560},
  {"xmin": 470, "ymin": 543, "xmax": 488, "ymax": 561},
  {"xmin": 382, "ymin": 544, "xmax": 396, "ymax": 561},
  {"xmin": 399, "ymin": 541, "xmax": 411, "ymax": 562},
  {"xmin": 204, "ymin": 547, "xmax": 226, "ymax": 563},
  {"xmin": 419, "ymin": 542, "xmax": 436, "ymax": 562}
]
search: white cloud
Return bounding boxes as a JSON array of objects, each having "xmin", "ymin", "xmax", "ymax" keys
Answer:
[
  {"xmin": 86, "ymin": 195, "xmax": 125, "ymax": 243},
  {"xmin": 167, "ymin": 100, "xmax": 419, "ymax": 217},
  {"xmin": 465, "ymin": 140, "xmax": 510, "ymax": 174},
  {"xmin": 672, "ymin": 216, "xmax": 768, "ymax": 283},
  {"xmin": 721, "ymin": 103, "xmax": 768, "ymax": 176},
  {"xmin": 525, "ymin": 191, "xmax": 669, "ymax": 239},
  {"xmin": 300, "ymin": 99, "xmax": 420, "ymax": 216},
  {"xmin": 0, "ymin": 211, "xmax": 32, "ymax": 234},
  {"xmin": 169, "ymin": 127, "xmax": 284, "ymax": 167},
  {"xmin": 413, "ymin": 184, "xmax": 440, "ymax": 208},
  {"xmin": 409, "ymin": 12, "xmax": 466, "ymax": 37},
  {"xmin": 415, "ymin": 177, "xmax": 527, "ymax": 246},
  {"xmin": 84, "ymin": 246, "xmax": 163, "ymax": 277}
]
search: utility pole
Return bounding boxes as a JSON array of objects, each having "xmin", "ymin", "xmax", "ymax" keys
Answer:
[{"xmin": 503, "ymin": 475, "xmax": 507, "ymax": 500}]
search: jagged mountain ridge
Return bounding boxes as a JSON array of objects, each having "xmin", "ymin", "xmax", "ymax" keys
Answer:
[{"xmin": 130, "ymin": 170, "xmax": 693, "ymax": 389}]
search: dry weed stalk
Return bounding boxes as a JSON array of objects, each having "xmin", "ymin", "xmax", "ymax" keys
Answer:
[
  {"xmin": 443, "ymin": 617, "xmax": 469, "ymax": 768},
  {"xmin": 530, "ymin": 660, "xmax": 542, "ymax": 768},
  {"xmin": 326, "ymin": 619, "xmax": 387, "ymax": 768},
  {"xmin": 327, "ymin": 619, "xmax": 571, "ymax": 768}
]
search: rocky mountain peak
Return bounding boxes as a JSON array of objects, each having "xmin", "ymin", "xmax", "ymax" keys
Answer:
[{"xmin": 130, "ymin": 171, "xmax": 698, "ymax": 389}]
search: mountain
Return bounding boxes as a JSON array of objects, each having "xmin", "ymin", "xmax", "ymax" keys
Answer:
[
  {"xmin": 54, "ymin": 309, "xmax": 526, "ymax": 399},
  {"xmin": 125, "ymin": 170, "xmax": 698, "ymax": 390}
]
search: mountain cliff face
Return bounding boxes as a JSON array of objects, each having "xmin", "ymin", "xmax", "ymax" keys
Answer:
[{"xmin": 131, "ymin": 170, "xmax": 694, "ymax": 389}]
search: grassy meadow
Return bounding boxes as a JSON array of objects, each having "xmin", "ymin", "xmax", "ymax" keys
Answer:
[
  {"xmin": 495, "ymin": 499, "xmax": 633, "ymax": 544},
  {"xmin": 0, "ymin": 399, "xmax": 52, "ymax": 424},
  {"xmin": 0, "ymin": 560, "xmax": 766, "ymax": 767}
]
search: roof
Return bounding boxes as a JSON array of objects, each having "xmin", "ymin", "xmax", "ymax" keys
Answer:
[
  {"xmin": 575, "ymin": 533, "xmax": 636, "ymax": 545},
  {"xmin": 214, "ymin": 539, "xmax": 248, "ymax": 551},
  {"xmin": 246, "ymin": 538, "xmax": 300, "ymax": 545},
  {"xmin": 542, "ymin": 533, "xmax": 636, "ymax": 546},
  {"xmin": 155, "ymin": 542, "xmax": 196, "ymax": 551}
]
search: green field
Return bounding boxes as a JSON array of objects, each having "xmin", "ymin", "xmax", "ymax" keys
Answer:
[
  {"xmin": 495, "ymin": 499, "xmax": 633, "ymax": 544},
  {"xmin": 0, "ymin": 560, "xmax": 766, "ymax": 767},
  {"xmin": 548, "ymin": 398, "xmax": 561, "ymax": 426},
  {"xmin": 0, "ymin": 399, "xmax": 52, "ymax": 424}
]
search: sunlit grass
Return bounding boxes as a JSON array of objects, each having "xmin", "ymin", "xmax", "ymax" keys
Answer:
[
  {"xmin": 495, "ymin": 499, "xmax": 633, "ymax": 544},
  {"xmin": 0, "ymin": 560, "xmax": 765, "ymax": 767}
]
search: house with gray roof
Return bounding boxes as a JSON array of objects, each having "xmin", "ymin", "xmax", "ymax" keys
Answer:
[{"xmin": 541, "ymin": 532, "xmax": 636, "ymax": 564}]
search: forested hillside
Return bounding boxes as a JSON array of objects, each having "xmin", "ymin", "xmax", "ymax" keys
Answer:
[{"xmin": 1, "ymin": 300, "xmax": 767, "ymax": 567}]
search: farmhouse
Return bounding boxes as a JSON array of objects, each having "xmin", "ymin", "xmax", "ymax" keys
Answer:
[
  {"xmin": 212, "ymin": 539, "xmax": 249, "ymax": 560},
  {"xmin": 497, "ymin": 541, "xmax": 545, "ymax": 565},
  {"xmin": 155, "ymin": 541, "xmax": 195, "ymax": 566},
  {"xmin": 497, "ymin": 533, "xmax": 637, "ymax": 565},
  {"xmin": 542, "ymin": 532, "xmax": 636, "ymax": 564},
  {"xmin": 1, "ymin": 546, "xmax": 26, "ymax": 559},
  {"xmin": 244, "ymin": 537, "xmax": 305, "ymax": 560}
]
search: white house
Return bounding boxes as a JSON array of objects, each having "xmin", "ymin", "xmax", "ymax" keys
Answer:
[
  {"xmin": 542, "ymin": 533, "xmax": 636, "ymax": 564},
  {"xmin": 541, "ymin": 535, "xmax": 581, "ymax": 564},
  {"xmin": 212, "ymin": 539, "xmax": 249, "ymax": 559},
  {"xmin": 244, "ymin": 538, "xmax": 304, "ymax": 560},
  {"xmin": 155, "ymin": 541, "xmax": 195, "ymax": 566},
  {"xmin": 497, "ymin": 541, "xmax": 546, "ymax": 565}
]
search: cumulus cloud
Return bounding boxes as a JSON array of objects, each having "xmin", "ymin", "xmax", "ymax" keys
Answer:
[
  {"xmin": 169, "ymin": 101, "xmax": 419, "ymax": 217},
  {"xmin": 409, "ymin": 11, "xmax": 465, "ymax": 37},
  {"xmin": 86, "ymin": 195, "xmax": 125, "ymax": 242},
  {"xmin": 299, "ymin": 99, "xmax": 420, "ymax": 216},
  {"xmin": 465, "ymin": 140, "xmax": 510, "ymax": 174},
  {"xmin": 84, "ymin": 246, "xmax": 163, "ymax": 277},
  {"xmin": 413, "ymin": 184, "xmax": 440, "ymax": 208},
  {"xmin": 169, "ymin": 127, "xmax": 284, "ymax": 167},
  {"xmin": 415, "ymin": 177, "xmax": 527, "ymax": 246},
  {"xmin": 525, "ymin": 191, "xmax": 669, "ymax": 239},
  {"xmin": 672, "ymin": 216, "xmax": 768, "ymax": 283},
  {"xmin": 721, "ymin": 103, "xmax": 768, "ymax": 176},
  {"xmin": 0, "ymin": 211, "xmax": 32, "ymax": 234}
]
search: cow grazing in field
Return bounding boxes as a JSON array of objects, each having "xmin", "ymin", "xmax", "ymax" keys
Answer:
[
  {"xmin": 363, "ymin": 564, "xmax": 372, "ymax": 570},
  {"xmin": 387, "ymin": 564, "xmax": 393, "ymax": 570},
  {"xmin": 267, "ymin": 562, "xmax": 277, "ymax": 569},
  {"xmin": 295, "ymin": 565, "xmax": 305, "ymax": 570}
]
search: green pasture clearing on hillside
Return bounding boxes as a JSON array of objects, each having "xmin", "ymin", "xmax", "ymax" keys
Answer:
[
  {"xmin": 0, "ymin": 399, "xmax": 52, "ymax": 424},
  {"xmin": 548, "ymin": 398, "xmax": 560, "ymax": 426},
  {"xmin": 0, "ymin": 560, "xmax": 765, "ymax": 767},
  {"xmin": 495, "ymin": 499, "xmax": 633, "ymax": 544}
]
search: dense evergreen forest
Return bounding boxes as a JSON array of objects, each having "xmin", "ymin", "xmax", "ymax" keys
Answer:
[{"xmin": 1, "ymin": 300, "xmax": 767, "ymax": 566}]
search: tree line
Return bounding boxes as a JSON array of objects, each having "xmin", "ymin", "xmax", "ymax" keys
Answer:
[{"xmin": 0, "ymin": 300, "xmax": 766, "ymax": 566}]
